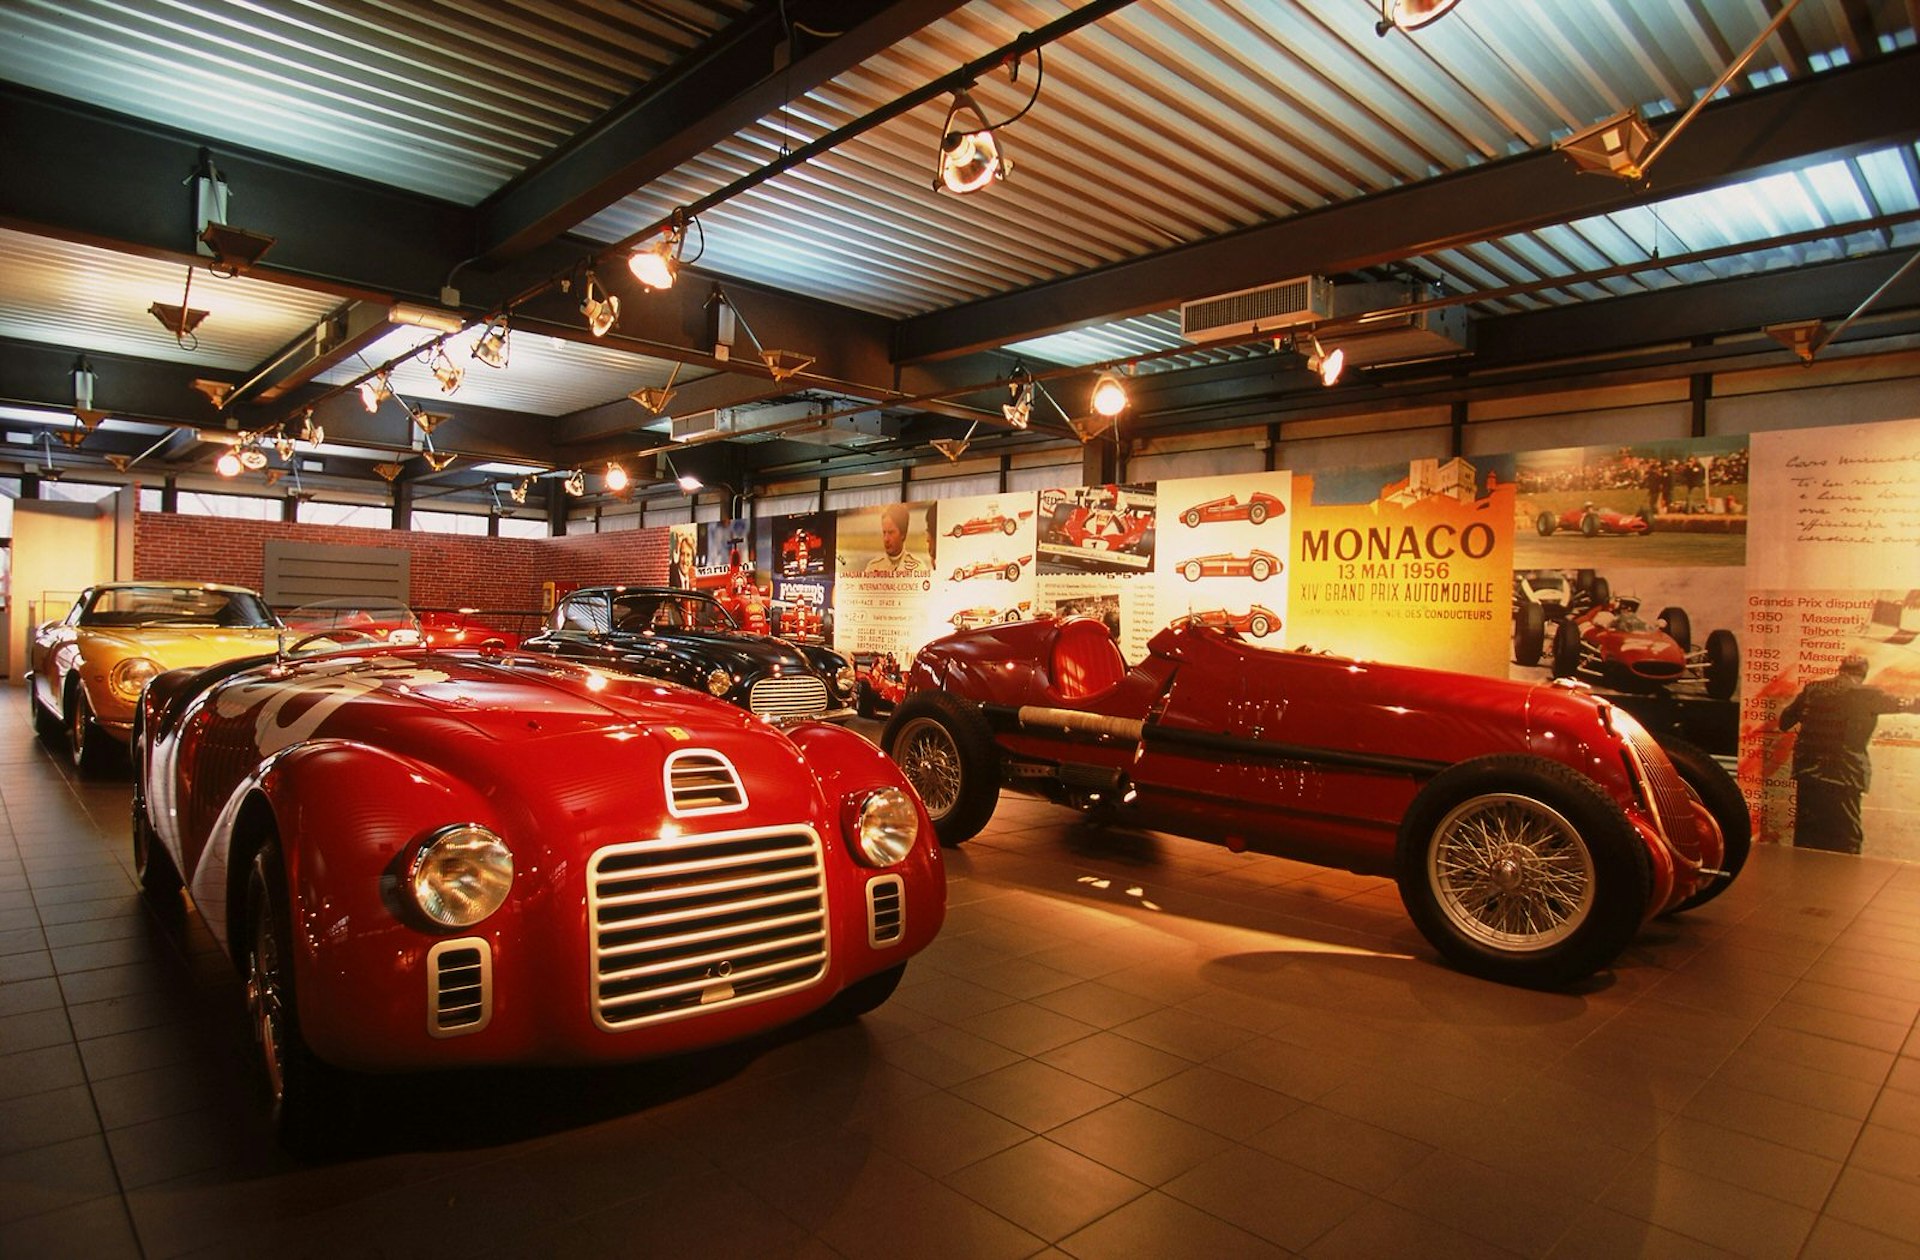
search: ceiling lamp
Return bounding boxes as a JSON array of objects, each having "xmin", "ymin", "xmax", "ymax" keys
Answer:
[
  {"xmin": 373, "ymin": 461, "xmax": 406, "ymax": 483},
  {"xmin": 604, "ymin": 462, "xmax": 630, "ymax": 493},
  {"xmin": 760, "ymin": 348, "xmax": 815, "ymax": 382},
  {"xmin": 298, "ymin": 410, "xmax": 324, "ymax": 446},
  {"xmin": 215, "ymin": 449, "xmax": 243, "ymax": 477},
  {"xmin": 508, "ymin": 476, "xmax": 532, "ymax": 505},
  {"xmin": 1375, "ymin": 0, "xmax": 1462, "ymax": 35},
  {"xmin": 471, "ymin": 317, "xmax": 510, "ymax": 368},
  {"xmin": 273, "ymin": 432, "xmax": 296, "ymax": 462},
  {"xmin": 931, "ymin": 438, "xmax": 971, "ymax": 461},
  {"xmin": 579, "ymin": 271, "xmax": 619, "ymax": 337},
  {"xmin": 1305, "ymin": 334, "xmax": 1346, "ymax": 387},
  {"xmin": 420, "ymin": 449, "xmax": 457, "ymax": 473},
  {"xmin": 1066, "ymin": 413, "xmax": 1118, "ymax": 443},
  {"xmin": 1554, "ymin": 110, "xmax": 1656, "ymax": 180},
  {"xmin": 427, "ymin": 346, "xmax": 464, "ymax": 395},
  {"xmin": 238, "ymin": 444, "xmax": 269, "ymax": 471},
  {"xmin": 630, "ymin": 361, "xmax": 682, "ymax": 415},
  {"xmin": 149, "ymin": 299, "xmax": 210, "ymax": 350},
  {"xmin": 191, "ymin": 378, "xmax": 234, "ymax": 407},
  {"xmin": 411, "ymin": 409, "xmax": 448, "ymax": 436},
  {"xmin": 360, "ymin": 370, "xmax": 394, "ymax": 413},
  {"xmin": 1089, "ymin": 371, "xmax": 1129, "ymax": 418},
  {"xmin": 199, "ymin": 222, "xmax": 277, "ymax": 277},
  {"xmin": 1002, "ymin": 369, "xmax": 1034, "ymax": 428},
  {"xmin": 628, "ymin": 211, "xmax": 689, "ymax": 291},
  {"xmin": 933, "ymin": 90, "xmax": 1009, "ymax": 194},
  {"xmin": 564, "ymin": 468, "xmax": 587, "ymax": 497},
  {"xmin": 1765, "ymin": 319, "xmax": 1826, "ymax": 364}
]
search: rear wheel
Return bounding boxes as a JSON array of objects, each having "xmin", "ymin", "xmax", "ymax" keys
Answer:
[
  {"xmin": 1001, "ymin": 562, "xmax": 1021, "ymax": 581},
  {"xmin": 1657, "ymin": 737, "xmax": 1750, "ymax": 912},
  {"xmin": 1000, "ymin": 518, "xmax": 1017, "ymax": 535},
  {"xmin": 1550, "ymin": 619, "xmax": 1582, "ymax": 679},
  {"xmin": 882, "ymin": 692, "xmax": 999, "ymax": 845},
  {"xmin": 1659, "ymin": 606, "xmax": 1692, "ymax": 653},
  {"xmin": 1182, "ymin": 561, "xmax": 1202, "ymax": 582},
  {"xmin": 131, "ymin": 738, "xmax": 182, "ymax": 903},
  {"xmin": 1395, "ymin": 755, "xmax": 1651, "ymax": 987},
  {"xmin": 1513, "ymin": 602, "xmax": 1546, "ymax": 666},
  {"xmin": 1535, "ymin": 511, "xmax": 1557, "ymax": 536},
  {"xmin": 1183, "ymin": 508, "xmax": 1202, "ymax": 528},
  {"xmin": 246, "ymin": 839, "xmax": 352, "ymax": 1156},
  {"xmin": 1580, "ymin": 512, "xmax": 1600, "ymax": 537},
  {"xmin": 1704, "ymin": 629, "xmax": 1740, "ymax": 701}
]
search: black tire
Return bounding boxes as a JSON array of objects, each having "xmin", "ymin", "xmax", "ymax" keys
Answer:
[
  {"xmin": 1514, "ymin": 602, "xmax": 1546, "ymax": 666},
  {"xmin": 1182, "ymin": 560, "xmax": 1202, "ymax": 582},
  {"xmin": 856, "ymin": 682, "xmax": 878, "ymax": 719},
  {"xmin": 131, "ymin": 717, "xmax": 182, "ymax": 903},
  {"xmin": 1248, "ymin": 502, "xmax": 1268, "ymax": 525},
  {"xmin": 1000, "ymin": 518, "xmax": 1017, "ymax": 535},
  {"xmin": 829, "ymin": 963, "xmax": 907, "ymax": 1019},
  {"xmin": 1183, "ymin": 508, "xmax": 1201, "ymax": 528},
  {"xmin": 245, "ymin": 839, "xmax": 352, "ymax": 1156},
  {"xmin": 950, "ymin": 568, "xmax": 965, "ymax": 583},
  {"xmin": 1580, "ymin": 512, "xmax": 1600, "ymax": 538},
  {"xmin": 1656, "ymin": 737, "xmax": 1750, "ymax": 913},
  {"xmin": 881, "ymin": 692, "xmax": 999, "ymax": 845},
  {"xmin": 1638, "ymin": 513, "xmax": 1655, "ymax": 534},
  {"xmin": 1001, "ymin": 562, "xmax": 1021, "ymax": 581},
  {"xmin": 1659, "ymin": 606, "xmax": 1691, "ymax": 653},
  {"xmin": 1250, "ymin": 556, "xmax": 1274, "ymax": 582},
  {"xmin": 67, "ymin": 684, "xmax": 114, "ymax": 775},
  {"xmin": 1249, "ymin": 613, "xmax": 1273, "ymax": 637},
  {"xmin": 1586, "ymin": 576, "xmax": 1612, "ymax": 609},
  {"xmin": 1704, "ymin": 629, "xmax": 1739, "ymax": 701},
  {"xmin": 1395, "ymin": 755, "xmax": 1652, "ymax": 987},
  {"xmin": 1550, "ymin": 619, "xmax": 1582, "ymax": 679},
  {"xmin": 949, "ymin": 526, "xmax": 963, "ymax": 538},
  {"xmin": 1535, "ymin": 511, "xmax": 1557, "ymax": 536}
]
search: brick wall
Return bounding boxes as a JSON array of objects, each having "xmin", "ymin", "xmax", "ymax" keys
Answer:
[{"xmin": 134, "ymin": 515, "xmax": 671, "ymax": 611}]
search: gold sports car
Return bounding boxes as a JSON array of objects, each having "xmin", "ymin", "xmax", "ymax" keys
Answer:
[{"xmin": 28, "ymin": 581, "xmax": 284, "ymax": 771}]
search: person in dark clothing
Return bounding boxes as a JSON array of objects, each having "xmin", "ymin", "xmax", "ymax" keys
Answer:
[{"xmin": 1779, "ymin": 654, "xmax": 1916, "ymax": 853}]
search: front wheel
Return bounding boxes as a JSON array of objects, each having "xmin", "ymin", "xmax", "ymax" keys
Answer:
[
  {"xmin": 881, "ymin": 692, "xmax": 1000, "ymax": 845},
  {"xmin": 1658, "ymin": 737, "xmax": 1750, "ymax": 912},
  {"xmin": 1001, "ymin": 563, "xmax": 1021, "ymax": 581},
  {"xmin": 246, "ymin": 840, "xmax": 352, "ymax": 1156},
  {"xmin": 132, "ymin": 784, "xmax": 182, "ymax": 902},
  {"xmin": 1580, "ymin": 512, "xmax": 1600, "ymax": 537},
  {"xmin": 67, "ymin": 686, "xmax": 114, "ymax": 774},
  {"xmin": 1395, "ymin": 755, "xmax": 1651, "ymax": 987},
  {"xmin": 1000, "ymin": 519, "xmax": 1017, "ymax": 535},
  {"xmin": 1704, "ymin": 629, "xmax": 1740, "ymax": 701},
  {"xmin": 1250, "ymin": 557, "xmax": 1274, "ymax": 582},
  {"xmin": 1550, "ymin": 619, "xmax": 1582, "ymax": 679},
  {"xmin": 1535, "ymin": 511, "xmax": 1557, "ymax": 536},
  {"xmin": 1513, "ymin": 602, "xmax": 1546, "ymax": 666},
  {"xmin": 1248, "ymin": 502, "xmax": 1268, "ymax": 525},
  {"xmin": 1249, "ymin": 613, "xmax": 1273, "ymax": 637},
  {"xmin": 1659, "ymin": 606, "xmax": 1692, "ymax": 653}
]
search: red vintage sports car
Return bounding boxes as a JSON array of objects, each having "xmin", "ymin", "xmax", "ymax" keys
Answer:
[
  {"xmin": 1535, "ymin": 503, "xmax": 1652, "ymax": 537},
  {"xmin": 881, "ymin": 616, "xmax": 1746, "ymax": 987},
  {"xmin": 1177, "ymin": 550, "xmax": 1282, "ymax": 582},
  {"xmin": 951, "ymin": 555, "xmax": 1032, "ymax": 582},
  {"xmin": 1550, "ymin": 597, "xmax": 1740, "ymax": 700},
  {"xmin": 1178, "ymin": 605, "xmax": 1280, "ymax": 637},
  {"xmin": 1179, "ymin": 492, "xmax": 1284, "ymax": 528},
  {"xmin": 949, "ymin": 508, "xmax": 1033, "ymax": 537},
  {"xmin": 132, "ymin": 637, "xmax": 943, "ymax": 1150}
]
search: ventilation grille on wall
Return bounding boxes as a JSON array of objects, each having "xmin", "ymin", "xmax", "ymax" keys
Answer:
[{"xmin": 1180, "ymin": 276, "xmax": 1335, "ymax": 342}]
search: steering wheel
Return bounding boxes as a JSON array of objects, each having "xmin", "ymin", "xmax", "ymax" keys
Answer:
[{"xmin": 285, "ymin": 629, "xmax": 384, "ymax": 654}]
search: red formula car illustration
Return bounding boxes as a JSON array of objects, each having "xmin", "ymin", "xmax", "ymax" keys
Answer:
[
  {"xmin": 1179, "ymin": 491, "xmax": 1284, "ymax": 528},
  {"xmin": 881, "ymin": 616, "xmax": 1747, "ymax": 988},
  {"xmin": 1176, "ymin": 605, "xmax": 1280, "ymax": 637},
  {"xmin": 1534, "ymin": 503, "xmax": 1652, "ymax": 537},
  {"xmin": 780, "ymin": 529, "xmax": 825, "ymax": 574},
  {"xmin": 1550, "ymin": 595, "xmax": 1740, "ymax": 700},
  {"xmin": 1048, "ymin": 504, "xmax": 1154, "ymax": 554},
  {"xmin": 949, "ymin": 508, "xmax": 1033, "ymax": 537},
  {"xmin": 1176, "ymin": 550, "xmax": 1282, "ymax": 582},
  {"xmin": 950, "ymin": 604, "xmax": 1030, "ymax": 631},
  {"xmin": 854, "ymin": 651, "xmax": 907, "ymax": 717},
  {"xmin": 951, "ymin": 555, "xmax": 1032, "ymax": 582}
]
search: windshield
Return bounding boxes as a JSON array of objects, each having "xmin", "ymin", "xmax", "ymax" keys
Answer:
[{"xmin": 81, "ymin": 586, "xmax": 278, "ymax": 629}]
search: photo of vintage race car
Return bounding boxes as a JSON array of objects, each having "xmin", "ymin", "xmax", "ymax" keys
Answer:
[
  {"xmin": 521, "ymin": 586, "xmax": 857, "ymax": 723},
  {"xmin": 854, "ymin": 651, "xmax": 907, "ymax": 717},
  {"xmin": 948, "ymin": 507, "xmax": 1033, "ymax": 537},
  {"xmin": 1176, "ymin": 605, "xmax": 1280, "ymax": 637},
  {"xmin": 1535, "ymin": 503, "xmax": 1652, "ymax": 537},
  {"xmin": 1512, "ymin": 570, "xmax": 1611, "ymax": 666},
  {"xmin": 881, "ymin": 616, "xmax": 1747, "ymax": 987},
  {"xmin": 1177, "ymin": 550, "xmax": 1282, "ymax": 582},
  {"xmin": 950, "ymin": 604, "xmax": 1030, "ymax": 631},
  {"xmin": 131, "ymin": 632, "xmax": 944, "ymax": 1149},
  {"xmin": 780, "ymin": 529, "xmax": 825, "ymax": 575},
  {"xmin": 1549, "ymin": 596, "xmax": 1740, "ymax": 700},
  {"xmin": 28, "ymin": 581, "xmax": 285, "ymax": 772},
  {"xmin": 1045, "ymin": 505, "xmax": 1154, "ymax": 554},
  {"xmin": 950, "ymin": 556, "xmax": 1032, "ymax": 582},
  {"xmin": 1178, "ymin": 491, "xmax": 1284, "ymax": 528}
]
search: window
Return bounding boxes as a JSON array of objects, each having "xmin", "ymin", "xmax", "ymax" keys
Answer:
[
  {"xmin": 37, "ymin": 481, "xmax": 119, "ymax": 505},
  {"xmin": 412, "ymin": 509, "xmax": 489, "ymax": 536},
  {"xmin": 298, "ymin": 501, "xmax": 389, "ymax": 528},
  {"xmin": 497, "ymin": 515, "xmax": 548, "ymax": 539},
  {"xmin": 174, "ymin": 490, "xmax": 281, "ymax": 520}
]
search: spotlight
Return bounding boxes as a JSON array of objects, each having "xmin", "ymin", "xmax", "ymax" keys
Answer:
[
  {"xmin": 1002, "ymin": 372, "xmax": 1034, "ymax": 428},
  {"xmin": 580, "ymin": 271, "xmax": 619, "ymax": 337},
  {"xmin": 1375, "ymin": 0, "xmax": 1462, "ymax": 35},
  {"xmin": 471, "ymin": 317, "xmax": 510, "ymax": 368},
  {"xmin": 1554, "ymin": 109, "xmax": 1656, "ymax": 180},
  {"xmin": 238, "ymin": 445, "xmax": 269, "ymax": 471},
  {"xmin": 508, "ymin": 477, "xmax": 531, "ymax": 505},
  {"xmin": 149, "ymin": 301, "xmax": 210, "ymax": 349},
  {"xmin": 1090, "ymin": 371, "xmax": 1128, "ymax": 418},
  {"xmin": 934, "ymin": 90, "xmax": 1009, "ymax": 194},
  {"xmin": 373, "ymin": 461, "xmax": 405, "ymax": 482},
  {"xmin": 428, "ymin": 346, "xmax": 464, "ymax": 394},
  {"xmin": 198, "ymin": 222, "xmax": 277, "ymax": 276},
  {"xmin": 564, "ymin": 469, "xmax": 587, "ymax": 497},
  {"xmin": 628, "ymin": 219, "xmax": 685, "ymax": 291},
  {"xmin": 604, "ymin": 462, "xmax": 630, "ymax": 493},
  {"xmin": 273, "ymin": 433, "xmax": 295, "ymax": 461},
  {"xmin": 298, "ymin": 411, "xmax": 324, "ymax": 446},
  {"xmin": 360, "ymin": 371, "xmax": 393, "ymax": 413},
  {"xmin": 1306, "ymin": 334, "xmax": 1346, "ymax": 387},
  {"xmin": 216, "ymin": 449, "xmax": 242, "ymax": 477},
  {"xmin": 677, "ymin": 472, "xmax": 702, "ymax": 493}
]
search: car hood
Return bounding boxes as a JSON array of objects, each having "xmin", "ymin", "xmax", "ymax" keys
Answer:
[
  {"xmin": 83, "ymin": 626, "xmax": 283, "ymax": 666},
  {"xmin": 600, "ymin": 628, "xmax": 824, "ymax": 673}
]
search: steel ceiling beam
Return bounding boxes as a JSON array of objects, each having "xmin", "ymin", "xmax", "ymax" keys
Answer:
[{"xmin": 892, "ymin": 46, "xmax": 1920, "ymax": 364}]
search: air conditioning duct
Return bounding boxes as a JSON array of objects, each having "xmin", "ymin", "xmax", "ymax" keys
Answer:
[
  {"xmin": 1180, "ymin": 275, "xmax": 1335, "ymax": 342},
  {"xmin": 670, "ymin": 410, "xmax": 727, "ymax": 442},
  {"xmin": 1326, "ymin": 281, "xmax": 1472, "ymax": 367}
]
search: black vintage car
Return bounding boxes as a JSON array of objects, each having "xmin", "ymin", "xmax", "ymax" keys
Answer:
[{"xmin": 521, "ymin": 586, "xmax": 857, "ymax": 724}]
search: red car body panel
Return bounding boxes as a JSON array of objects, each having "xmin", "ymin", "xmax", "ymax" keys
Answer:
[
  {"xmin": 1179, "ymin": 605, "xmax": 1280, "ymax": 636},
  {"xmin": 1180, "ymin": 492, "xmax": 1285, "ymax": 527},
  {"xmin": 137, "ymin": 647, "xmax": 943, "ymax": 1072},
  {"xmin": 950, "ymin": 510, "xmax": 1033, "ymax": 537},
  {"xmin": 951, "ymin": 556, "xmax": 1032, "ymax": 581},
  {"xmin": 1050, "ymin": 507, "xmax": 1153, "ymax": 552},
  {"xmin": 1542, "ymin": 506, "xmax": 1651, "ymax": 536},
  {"xmin": 902, "ymin": 619, "xmax": 1717, "ymax": 915},
  {"xmin": 1177, "ymin": 550, "xmax": 1282, "ymax": 581}
]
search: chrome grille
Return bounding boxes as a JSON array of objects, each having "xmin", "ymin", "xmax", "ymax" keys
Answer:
[
  {"xmin": 1619, "ymin": 722, "xmax": 1698, "ymax": 852},
  {"xmin": 748, "ymin": 675, "xmax": 829, "ymax": 720},
  {"xmin": 589, "ymin": 827, "xmax": 828, "ymax": 1029},
  {"xmin": 665, "ymin": 750, "xmax": 746, "ymax": 817},
  {"xmin": 427, "ymin": 939, "xmax": 491, "ymax": 1036},
  {"xmin": 867, "ymin": 876, "xmax": 904, "ymax": 947}
]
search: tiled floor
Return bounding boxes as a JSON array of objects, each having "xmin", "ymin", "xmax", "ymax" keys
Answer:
[{"xmin": 4, "ymin": 686, "xmax": 1920, "ymax": 1259}]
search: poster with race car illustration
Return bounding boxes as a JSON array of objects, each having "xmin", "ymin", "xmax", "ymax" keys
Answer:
[
  {"xmin": 930, "ymin": 490, "xmax": 1039, "ymax": 635},
  {"xmin": 1032, "ymin": 572, "xmax": 1157, "ymax": 662},
  {"xmin": 775, "ymin": 511, "xmax": 834, "ymax": 578},
  {"xmin": 1738, "ymin": 418, "xmax": 1920, "ymax": 857},
  {"xmin": 831, "ymin": 499, "xmax": 944, "ymax": 665},
  {"xmin": 1036, "ymin": 482, "xmax": 1157, "ymax": 574},
  {"xmin": 1511, "ymin": 436, "xmax": 1749, "ymax": 570},
  {"xmin": 1287, "ymin": 457, "xmax": 1509, "ymax": 676},
  {"xmin": 1155, "ymin": 470, "xmax": 1290, "ymax": 648}
]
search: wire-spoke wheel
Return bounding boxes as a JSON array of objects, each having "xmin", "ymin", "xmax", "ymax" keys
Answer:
[
  {"xmin": 245, "ymin": 840, "xmax": 351, "ymax": 1156},
  {"xmin": 1427, "ymin": 794, "xmax": 1593, "ymax": 951},
  {"xmin": 881, "ymin": 692, "xmax": 998, "ymax": 845}
]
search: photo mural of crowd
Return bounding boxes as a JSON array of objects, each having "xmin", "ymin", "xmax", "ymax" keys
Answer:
[{"xmin": 663, "ymin": 420, "xmax": 1916, "ymax": 860}]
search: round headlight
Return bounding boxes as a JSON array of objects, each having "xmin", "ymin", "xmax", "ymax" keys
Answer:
[
  {"xmin": 409, "ymin": 825, "xmax": 514, "ymax": 927},
  {"xmin": 705, "ymin": 667, "xmax": 733, "ymax": 697},
  {"xmin": 833, "ymin": 664, "xmax": 857, "ymax": 697},
  {"xmin": 853, "ymin": 787, "xmax": 919, "ymax": 866},
  {"xmin": 109, "ymin": 657, "xmax": 161, "ymax": 703}
]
